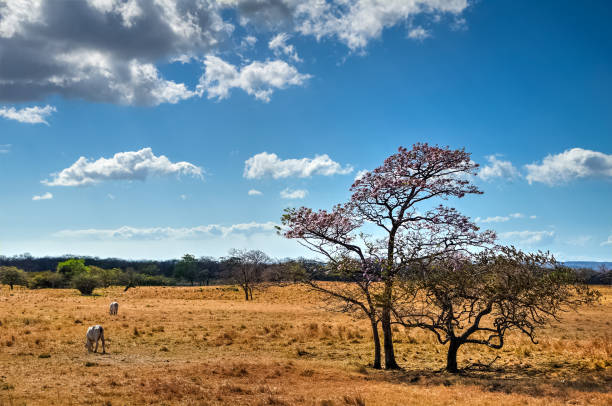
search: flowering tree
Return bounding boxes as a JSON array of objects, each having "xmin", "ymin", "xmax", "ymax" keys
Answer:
[{"xmin": 281, "ymin": 144, "xmax": 495, "ymax": 369}]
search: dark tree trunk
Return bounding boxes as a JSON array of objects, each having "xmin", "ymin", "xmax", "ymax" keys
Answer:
[
  {"xmin": 446, "ymin": 340, "xmax": 461, "ymax": 373},
  {"xmin": 381, "ymin": 306, "xmax": 400, "ymax": 369},
  {"xmin": 370, "ymin": 316, "xmax": 382, "ymax": 369},
  {"xmin": 380, "ymin": 276, "xmax": 399, "ymax": 370},
  {"xmin": 243, "ymin": 286, "xmax": 249, "ymax": 301},
  {"xmin": 9, "ymin": 284, "xmax": 13, "ymax": 290}
]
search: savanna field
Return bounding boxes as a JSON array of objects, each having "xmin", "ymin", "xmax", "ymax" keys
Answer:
[{"xmin": 0, "ymin": 285, "xmax": 610, "ymax": 406}]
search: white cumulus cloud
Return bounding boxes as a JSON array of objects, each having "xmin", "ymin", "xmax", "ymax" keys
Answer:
[
  {"xmin": 42, "ymin": 147, "xmax": 202, "ymax": 187},
  {"xmin": 0, "ymin": 105, "xmax": 56, "ymax": 124},
  {"xmin": 32, "ymin": 192, "xmax": 53, "ymax": 201},
  {"xmin": 525, "ymin": 148, "xmax": 612, "ymax": 185},
  {"xmin": 478, "ymin": 155, "xmax": 520, "ymax": 181},
  {"xmin": 248, "ymin": 189, "xmax": 263, "ymax": 196},
  {"xmin": 287, "ymin": 0, "xmax": 468, "ymax": 50},
  {"xmin": 198, "ymin": 56, "xmax": 311, "ymax": 102},
  {"xmin": 244, "ymin": 152, "xmax": 353, "ymax": 179},
  {"xmin": 280, "ymin": 188, "xmax": 307, "ymax": 199}
]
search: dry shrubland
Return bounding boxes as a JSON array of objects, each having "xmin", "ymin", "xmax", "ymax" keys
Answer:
[{"xmin": 0, "ymin": 284, "xmax": 610, "ymax": 405}]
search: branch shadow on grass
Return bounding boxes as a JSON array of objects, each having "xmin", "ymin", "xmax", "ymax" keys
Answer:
[{"xmin": 361, "ymin": 364, "xmax": 612, "ymax": 399}]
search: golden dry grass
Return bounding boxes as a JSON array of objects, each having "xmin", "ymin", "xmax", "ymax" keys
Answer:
[{"xmin": 0, "ymin": 284, "xmax": 610, "ymax": 405}]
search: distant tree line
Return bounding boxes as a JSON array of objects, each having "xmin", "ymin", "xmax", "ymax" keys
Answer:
[{"xmin": 0, "ymin": 252, "xmax": 327, "ymax": 296}]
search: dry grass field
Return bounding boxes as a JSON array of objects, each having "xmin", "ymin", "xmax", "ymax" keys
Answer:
[{"xmin": 0, "ymin": 284, "xmax": 610, "ymax": 405}]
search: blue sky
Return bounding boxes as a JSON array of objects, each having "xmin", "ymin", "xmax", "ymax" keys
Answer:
[{"xmin": 1, "ymin": 0, "xmax": 611, "ymax": 260}]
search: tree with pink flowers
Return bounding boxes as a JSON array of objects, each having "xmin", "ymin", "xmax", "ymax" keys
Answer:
[{"xmin": 281, "ymin": 144, "xmax": 495, "ymax": 369}]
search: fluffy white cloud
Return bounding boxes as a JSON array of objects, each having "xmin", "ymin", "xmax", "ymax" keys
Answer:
[
  {"xmin": 198, "ymin": 56, "xmax": 311, "ymax": 102},
  {"xmin": 525, "ymin": 148, "xmax": 612, "ymax": 185},
  {"xmin": 269, "ymin": 32, "xmax": 301, "ymax": 62},
  {"xmin": 0, "ymin": 105, "xmax": 56, "ymax": 124},
  {"xmin": 32, "ymin": 192, "xmax": 53, "ymax": 200},
  {"xmin": 478, "ymin": 155, "xmax": 520, "ymax": 181},
  {"xmin": 499, "ymin": 230, "xmax": 555, "ymax": 246},
  {"xmin": 280, "ymin": 188, "xmax": 307, "ymax": 199},
  {"xmin": 42, "ymin": 147, "xmax": 202, "ymax": 186},
  {"xmin": 53, "ymin": 221, "xmax": 279, "ymax": 240},
  {"xmin": 248, "ymin": 189, "xmax": 262, "ymax": 196},
  {"xmin": 244, "ymin": 151, "xmax": 353, "ymax": 179},
  {"xmin": 263, "ymin": 0, "xmax": 469, "ymax": 50}
]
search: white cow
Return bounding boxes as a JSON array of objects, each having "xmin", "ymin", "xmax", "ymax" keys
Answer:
[
  {"xmin": 109, "ymin": 301, "xmax": 119, "ymax": 315},
  {"xmin": 85, "ymin": 325, "xmax": 106, "ymax": 354}
]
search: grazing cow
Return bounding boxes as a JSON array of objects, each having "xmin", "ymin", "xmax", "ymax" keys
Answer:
[
  {"xmin": 85, "ymin": 325, "xmax": 106, "ymax": 354},
  {"xmin": 109, "ymin": 301, "xmax": 119, "ymax": 315}
]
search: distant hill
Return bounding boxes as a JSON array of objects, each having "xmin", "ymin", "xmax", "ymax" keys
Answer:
[{"xmin": 564, "ymin": 261, "xmax": 612, "ymax": 271}]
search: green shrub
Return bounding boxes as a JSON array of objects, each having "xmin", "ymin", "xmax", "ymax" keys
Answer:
[
  {"xmin": 28, "ymin": 271, "xmax": 65, "ymax": 289},
  {"xmin": 0, "ymin": 267, "xmax": 28, "ymax": 290},
  {"xmin": 72, "ymin": 272, "xmax": 101, "ymax": 295}
]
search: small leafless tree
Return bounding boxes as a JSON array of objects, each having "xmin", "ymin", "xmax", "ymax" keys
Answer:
[
  {"xmin": 226, "ymin": 249, "xmax": 270, "ymax": 300},
  {"xmin": 393, "ymin": 247, "xmax": 600, "ymax": 373}
]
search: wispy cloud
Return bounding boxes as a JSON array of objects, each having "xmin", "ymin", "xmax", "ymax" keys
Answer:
[
  {"xmin": 42, "ymin": 148, "xmax": 202, "ymax": 187},
  {"xmin": 567, "ymin": 235, "xmax": 592, "ymax": 247},
  {"xmin": 0, "ymin": 144, "xmax": 11, "ymax": 154},
  {"xmin": 475, "ymin": 213, "xmax": 531, "ymax": 223},
  {"xmin": 248, "ymin": 189, "xmax": 263, "ymax": 196},
  {"xmin": 32, "ymin": 192, "xmax": 53, "ymax": 201},
  {"xmin": 407, "ymin": 27, "xmax": 430, "ymax": 40},
  {"xmin": 54, "ymin": 222, "xmax": 279, "ymax": 241},
  {"xmin": 499, "ymin": 230, "xmax": 555, "ymax": 246},
  {"xmin": 269, "ymin": 33, "xmax": 301, "ymax": 62},
  {"xmin": 354, "ymin": 169, "xmax": 369, "ymax": 181}
]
